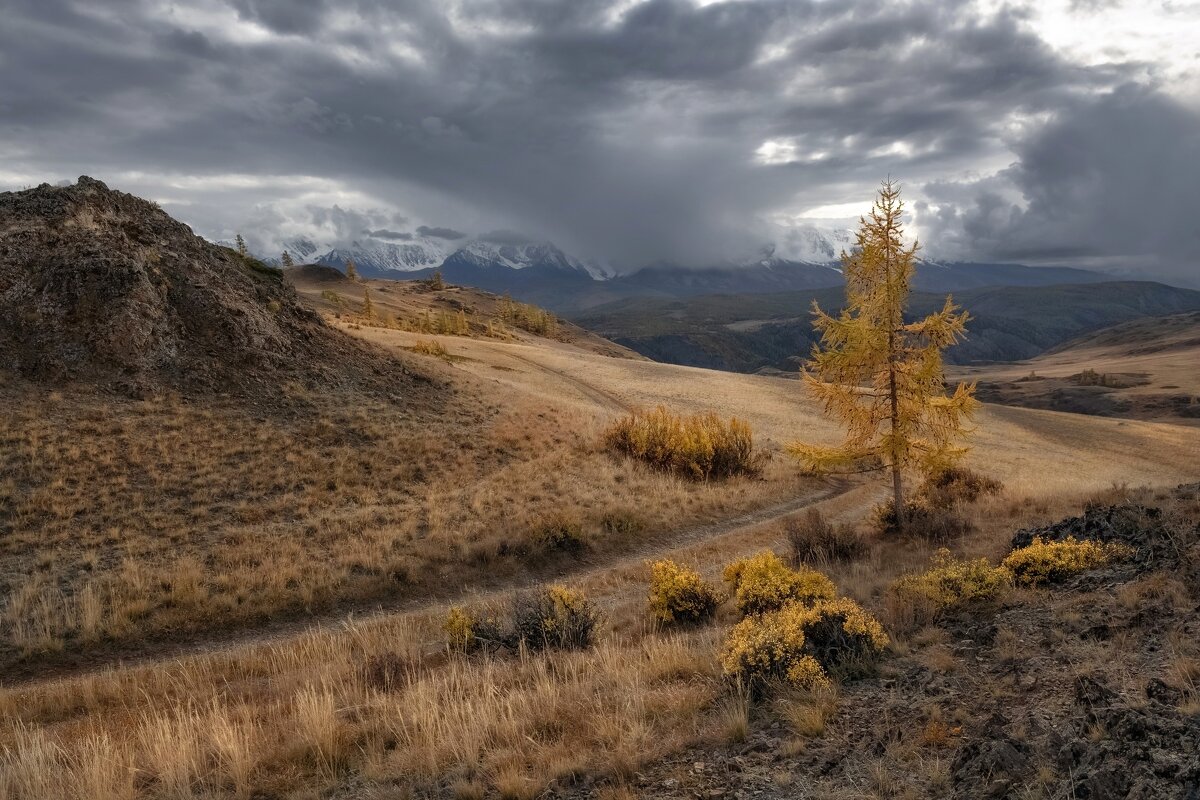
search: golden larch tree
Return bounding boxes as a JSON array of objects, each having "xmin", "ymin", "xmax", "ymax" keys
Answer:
[
  {"xmin": 345, "ymin": 258, "xmax": 359, "ymax": 282},
  {"xmin": 788, "ymin": 180, "xmax": 979, "ymax": 526},
  {"xmin": 362, "ymin": 286, "xmax": 375, "ymax": 320}
]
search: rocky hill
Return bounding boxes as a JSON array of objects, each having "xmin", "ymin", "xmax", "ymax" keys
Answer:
[{"xmin": 0, "ymin": 177, "xmax": 422, "ymax": 397}]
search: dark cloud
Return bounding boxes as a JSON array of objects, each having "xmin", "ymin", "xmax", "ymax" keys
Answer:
[
  {"xmin": 478, "ymin": 229, "xmax": 534, "ymax": 245},
  {"xmin": 0, "ymin": 0, "xmax": 1190, "ymax": 275},
  {"xmin": 917, "ymin": 84, "xmax": 1200, "ymax": 283},
  {"xmin": 366, "ymin": 229, "xmax": 413, "ymax": 240},
  {"xmin": 415, "ymin": 225, "xmax": 468, "ymax": 240}
]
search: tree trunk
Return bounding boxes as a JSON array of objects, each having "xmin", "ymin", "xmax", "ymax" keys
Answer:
[
  {"xmin": 885, "ymin": 207, "xmax": 905, "ymax": 529},
  {"xmin": 891, "ymin": 459, "xmax": 904, "ymax": 528},
  {"xmin": 888, "ymin": 329, "xmax": 905, "ymax": 528}
]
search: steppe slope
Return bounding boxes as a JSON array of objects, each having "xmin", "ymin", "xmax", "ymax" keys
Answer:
[
  {"xmin": 5, "ymin": 254, "xmax": 1200, "ymax": 799},
  {"xmin": 957, "ymin": 310, "xmax": 1200, "ymax": 423}
]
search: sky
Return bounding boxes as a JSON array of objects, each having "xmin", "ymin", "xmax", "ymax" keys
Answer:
[{"xmin": 1, "ymin": 0, "xmax": 1199, "ymax": 281}]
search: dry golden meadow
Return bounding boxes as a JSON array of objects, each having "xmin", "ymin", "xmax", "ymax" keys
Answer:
[{"xmin": 4, "ymin": 281, "xmax": 1200, "ymax": 799}]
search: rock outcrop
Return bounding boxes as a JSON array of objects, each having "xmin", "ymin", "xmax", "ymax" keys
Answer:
[{"xmin": 0, "ymin": 177, "xmax": 420, "ymax": 397}]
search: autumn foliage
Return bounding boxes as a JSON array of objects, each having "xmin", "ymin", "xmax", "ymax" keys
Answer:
[
  {"xmin": 604, "ymin": 406, "xmax": 757, "ymax": 480},
  {"xmin": 789, "ymin": 180, "xmax": 979, "ymax": 527}
]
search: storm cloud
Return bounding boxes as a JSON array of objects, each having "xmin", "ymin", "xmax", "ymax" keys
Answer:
[{"xmin": 0, "ymin": 0, "xmax": 1196, "ymax": 278}]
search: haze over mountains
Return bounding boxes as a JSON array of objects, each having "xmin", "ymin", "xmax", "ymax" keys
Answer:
[{"xmin": 247, "ymin": 226, "xmax": 1120, "ymax": 316}]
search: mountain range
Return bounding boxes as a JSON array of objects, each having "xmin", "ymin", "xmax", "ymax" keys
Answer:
[{"xmin": 251, "ymin": 228, "xmax": 1113, "ymax": 314}]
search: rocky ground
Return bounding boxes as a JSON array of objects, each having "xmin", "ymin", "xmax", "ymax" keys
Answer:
[{"xmin": 557, "ymin": 486, "xmax": 1200, "ymax": 800}]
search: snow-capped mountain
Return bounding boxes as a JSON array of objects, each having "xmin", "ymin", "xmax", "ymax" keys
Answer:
[
  {"xmin": 255, "ymin": 221, "xmax": 854, "ymax": 281},
  {"xmin": 442, "ymin": 240, "xmax": 609, "ymax": 278},
  {"xmin": 269, "ymin": 235, "xmax": 451, "ymax": 273},
  {"xmin": 772, "ymin": 224, "xmax": 855, "ymax": 265},
  {"xmin": 264, "ymin": 234, "xmax": 612, "ymax": 279}
]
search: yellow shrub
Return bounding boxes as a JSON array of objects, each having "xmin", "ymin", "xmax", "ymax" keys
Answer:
[
  {"xmin": 886, "ymin": 549, "xmax": 1010, "ymax": 629},
  {"xmin": 443, "ymin": 606, "xmax": 505, "ymax": 653},
  {"xmin": 604, "ymin": 406, "xmax": 757, "ymax": 480},
  {"xmin": 647, "ymin": 560, "xmax": 718, "ymax": 625},
  {"xmin": 444, "ymin": 606, "xmax": 476, "ymax": 652},
  {"xmin": 1001, "ymin": 537, "xmax": 1131, "ymax": 586},
  {"xmin": 723, "ymin": 551, "xmax": 835, "ymax": 616},
  {"xmin": 512, "ymin": 585, "xmax": 598, "ymax": 651},
  {"xmin": 719, "ymin": 598, "xmax": 888, "ymax": 690}
]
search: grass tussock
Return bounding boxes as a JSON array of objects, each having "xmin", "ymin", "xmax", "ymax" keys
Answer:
[
  {"xmin": 604, "ymin": 406, "xmax": 758, "ymax": 480},
  {"xmin": 646, "ymin": 560, "xmax": 718, "ymax": 626},
  {"xmin": 723, "ymin": 551, "xmax": 835, "ymax": 617},
  {"xmin": 409, "ymin": 338, "xmax": 452, "ymax": 360},
  {"xmin": 1001, "ymin": 537, "xmax": 1132, "ymax": 586}
]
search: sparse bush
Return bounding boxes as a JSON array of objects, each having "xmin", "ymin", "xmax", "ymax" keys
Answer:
[
  {"xmin": 872, "ymin": 501, "xmax": 973, "ymax": 543},
  {"xmin": 647, "ymin": 560, "xmax": 718, "ymax": 625},
  {"xmin": 604, "ymin": 406, "xmax": 758, "ymax": 480},
  {"xmin": 444, "ymin": 607, "xmax": 476, "ymax": 652},
  {"xmin": 599, "ymin": 510, "xmax": 645, "ymax": 537},
  {"xmin": 787, "ymin": 509, "xmax": 868, "ymax": 565},
  {"xmin": 1001, "ymin": 537, "xmax": 1131, "ymax": 586},
  {"xmin": 918, "ymin": 466, "xmax": 1002, "ymax": 509},
  {"xmin": 320, "ymin": 289, "xmax": 345, "ymax": 308},
  {"xmin": 886, "ymin": 549, "xmax": 1011, "ymax": 629},
  {"xmin": 723, "ymin": 551, "xmax": 835, "ymax": 617},
  {"xmin": 512, "ymin": 585, "xmax": 598, "ymax": 651},
  {"xmin": 719, "ymin": 598, "xmax": 887, "ymax": 692},
  {"xmin": 443, "ymin": 606, "xmax": 505, "ymax": 653},
  {"xmin": 532, "ymin": 512, "xmax": 587, "ymax": 554}
]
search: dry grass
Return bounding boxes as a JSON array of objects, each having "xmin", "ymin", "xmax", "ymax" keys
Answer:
[
  {"xmin": 0, "ymin": 614, "xmax": 724, "ymax": 799},
  {"xmin": 604, "ymin": 406, "xmax": 758, "ymax": 480},
  {"xmin": 5, "ymin": 301, "xmax": 1200, "ymax": 798},
  {"xmin": 0, "ymin": 374, "xmax": 810, "ymax": 670}
]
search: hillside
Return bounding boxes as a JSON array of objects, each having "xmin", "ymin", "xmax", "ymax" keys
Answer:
[
  {"xmin": 958, "ymin": 310, "xmax": 1200, "ymax": 423},
  {"xmin": 0, "ymin": 178, "xmax": 422, "ymax": 398},
  {"xmin": 6, "ymin": 307, "xmax": 1200, "ymax": 799},
  {"xmin": 285, "ymin": 264, "xmax": 640, "ymax": 360},
  {"xmin": 572, "ymin": 281, "xmax": 1200, "ymax": 373}
]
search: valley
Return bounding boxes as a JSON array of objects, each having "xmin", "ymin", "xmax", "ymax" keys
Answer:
[
  {"xmin": 571, "ymin": 282, "xmax": 1200, "ymax": 373},
  {"xmin": 958, "ymin": 311, "xmax": 1200, "ymax": 424},
  {"xmin": 2, "ymin": 180, "xmax": 1200, "ymax": 799}
]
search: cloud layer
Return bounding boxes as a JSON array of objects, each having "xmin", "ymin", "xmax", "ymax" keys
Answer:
[{"xmin": 1, "ymin": 0, "xmax": 1197, "ymax": 279}]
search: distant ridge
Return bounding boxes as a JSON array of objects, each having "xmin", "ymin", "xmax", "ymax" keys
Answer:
[{"xmin": 572, "ymin": 281, "xmax": 1200, "ymax": 373}]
